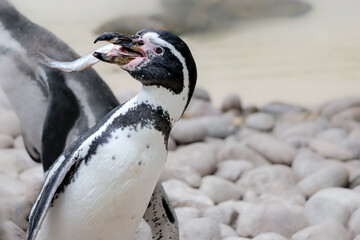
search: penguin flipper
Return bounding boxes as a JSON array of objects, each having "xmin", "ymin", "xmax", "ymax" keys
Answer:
[{"xmin": 26, "ymin": 151, "xmax": 80, "ymax": 240}]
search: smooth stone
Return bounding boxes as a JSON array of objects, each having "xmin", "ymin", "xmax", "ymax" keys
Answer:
[
  {"xmin": 309, "ymin": 140, "xmax": 355, "ymax": 161},
  {"xmin": 167, "ymin": 143, "xmax": 217, "ymax": 176},
  {"xmin": 0, "ymin": 107, "xmax": 20, "ymax": 137},
  {"xmin": 160, "ymin": 165, "xmax": 201, "ymax": 188},
  {"xmin": 320, "ymin": 97, "xmax": 360, "ymax": 117},
  {"xmin": 245, "ymin": 112, "xmax": 275, "ymax": 131},
  {"xmin": 349, "ymin": 129, "xmax": 360, "ymax": 139},
  {"xmin": 19, "ymin": 165, "xmax": 44, "ymax": 188},
  {"xmin": 316, "ymin": 128, "xmax": 347, "ymax": 144},
  {"xmin": 203, "ymin": 201, "xmax": 239, "ymax": 225},
  {"xmin": 204, "ymin": 137, "xmax": 226, "ymax": 156},
  {"xmin": 184, "ymin": 98, "xmax": 221, "ymax": 118},
  {"xmin": 273, "ymin": 121, "xmax": 325, "ymax": 139},
  {"xmin": 304, "ymin": 196, "xmax": 350, "ymax": 226},
  {"xmin": 236, "ymin": 128, "xmax": 263, "ymax": 141},
  {"xmin": 167, "ymin": 136, "xmax": 177, "ymax": 151},
  {"xmin": 221, "ymin": 93, "xmax": 242, "ymax": 113},
  {"xmin": 349, "ymin": 208, "xmax": 360, "ymax": 239},
  {"xmin": 0, "ymin": 173, "xmax": 31, "ymax": 197},
  {"xmin": 175, "ymin": 207, "xmax": 200, "ymax": 226},
  {"xmin": 236, "ymin": 203, "xmax": 307, "ymax": 238},
  {"xmin": 200, "ymin": 176, "xmax": 243, "ymax": 204},
  {"xmin": 2, "ymin": 195, "xmax": 36, "ymax": 230},
  {"xmin": 197, "ymin": 113, "xmax": 239, "ymax": 139},
  {"xmin": 181, "ymin": 218, "xmax": 221, "ymax": 240},
  {"xmin": 171, "ymin": 118, "xmax": 208, "ymax": 144},
  {"xmin": 0, "ymin": 220, "xmax": 26, "ymax": 240},
  {"xmin": 331, "ymin": 107, "xmax": 360, "ymax": 131},
  {"xmin": 253, "ymin": 232, "xmax": 288, "ymax": 240},
  {"xmin": 342, "ymin": 138, "xmax": 360, "ymax": 159},
  {"xmin": 13, "ymin": 136, "xmax": 25, "ymax": 149},
  {"xmin": 215, "ymin": 160, "xmax": 255, "ymax": 182},
  {"xmin": 0, "ymin": 134, "xmax": 13, "ymax": 149},
  {"xmin": 345, "ymin": 160, "xmax": 360, "ymax": 188},
  {"xmin": 354, "ymin": 235, "xmax": 360, "ymax": 240},
  {"xmin": 0, "ymin": 149, "xmax": 38, "ymax": 176},
  {"xmin": 297, "ymin": 164, "xmax": 349, "ymax": 197},
  {"xmin": 134, "ymin": 219, "xmax": 151, "ymax": 240},
  {"xmin": 260, "ymin": 102, "xmax": 305, "ymax": 115},
  {"xmin": 220, "ymin": 224, "xmax": 238, "ymax": 238},
  {"xmin": 217, "ymin": 141, "xmax": 270, "ymax": 166},
  {"xmin": 223, "ymin": 237, "xmax": 251, "ymax": 240},
  {"xmin": 292, "ymin": 150, "xmax": 328, "ymax": 179},
  {"xmin": 285, "ymin": 135, "xmax": 310, "ymax": 149},
  {"xmin": 192, "ymin": 87, "xmax": 211, "ymax": 102},
  {"xmin": 237, "ymin": 165, "xmax": 305, "ymax": 205},
  {"xmin": 291, "ymin": 222, "xmax": 349, "ymax": 240},
  {"xmin": 245, "ymin": 134, "xmax": 297, "ymax": 165},
  {"xmin": 310, "ymin": 188, "xmax": 360, "ymax": 213},
  {"xmin": 114, "ymin": 90, "xmax": 137, "ymax": 103},
  {"xmin": 162, "ymin": 179, "xmax": 214, "ymax": 213}
]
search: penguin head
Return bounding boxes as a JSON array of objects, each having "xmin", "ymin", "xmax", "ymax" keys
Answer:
[{"xmin": 93, "ymin": 29, "xmax": 197, "ymax": 103}]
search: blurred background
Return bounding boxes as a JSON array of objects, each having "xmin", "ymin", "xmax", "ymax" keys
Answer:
[{"xmin": 10, "ymin": 0, "xmax": 360, "ymax": 107}]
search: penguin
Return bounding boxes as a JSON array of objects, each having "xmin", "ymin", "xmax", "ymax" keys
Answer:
[
  {"xmin": 0, "ymin": 1, "xmax": 179, "ymax": 239},
  {"xmin": 27, "ymin": 29, "xmax": 197, "ymax": 240}
]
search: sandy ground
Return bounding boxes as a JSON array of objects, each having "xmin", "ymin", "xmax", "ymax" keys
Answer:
[{"xmin": 10, "ymin": 0, "xmax": 360, "ymax": 107}]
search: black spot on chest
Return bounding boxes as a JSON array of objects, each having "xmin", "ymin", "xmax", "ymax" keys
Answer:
[{"xmin": 52, "ymin": 103, "xmax": 171, "ymax": 203}]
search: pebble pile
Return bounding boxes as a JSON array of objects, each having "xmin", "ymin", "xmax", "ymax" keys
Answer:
[{"xmin": 1, "ymin": 88, "xmax": 360, "ymax": 240}]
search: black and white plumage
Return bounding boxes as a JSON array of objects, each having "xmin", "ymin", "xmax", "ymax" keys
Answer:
[
  {"xmin": 27, "ymin": 29, "xmax": 197, "ymax": 240},
  {"xmin": 0, "ymin": 1, "xmax": 180, "ymax": 239}
]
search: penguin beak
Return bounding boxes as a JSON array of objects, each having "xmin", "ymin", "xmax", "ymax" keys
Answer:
[{"xmin": 92, "ymin": 32, "xmax": 146, "ymax": 66}]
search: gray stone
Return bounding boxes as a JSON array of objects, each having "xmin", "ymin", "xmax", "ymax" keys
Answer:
[
  {"xmin": 171, "ymin": 118, "xmax": 208, "ymax": 144},
  {"xmin": 316, "ymin": 128, "xmax": 347, "ymax": 144},
  {"xmin": 245, "ymin": 134, "xmax": 297, "ymax": 165},
  {"xmin": 19, "ymin": 165, "xmax": 44, "ymax": 189},
  {"xmin": 215, "ymin": 160, "xmax": 254, "ymax": 182},
  {"xmin": 163, "ymin": 179, "xmax": 214, "ymax": 212},
  {"xmin": 175, "ymin": 207, "xmax": 200, "ymax": 226},
  {"xmin": 184, "ymin": 99, "xmax": 221, "ymax": 118},
  {"xmin": 320, "ymin": 97, "xmax": 360, "ymax": 117},
  {"xmin": 253, "ymin": 232, "xmax": 288, "ymax": 240},
  {"xmin": 236, "ymin": 203, "xmax": 307, "ymax": 238},
  {"xmin": 292, "ymin": 150, "xmax": 327, "ymax": 179},
  {"xmin": 135, "ymin": 219, "xmax": 151, "ymax": 240},
  {"xmin": 181, "ymin": 218, "xmax": 221, "ymax": 240},
  {"xmin": 0, "ymin": 134, "xmax": 13, "ymax": 149},
  {"xmin": 13, "ymin": 136, "xmax": 25, "ymax": 149},
  {"xmin": 273, "ymin": 121, "xmax": 325, "ymax": 139},
  {"xmin": 0, "ymin": 173, "xmax": 31, "ymax": 197},
  {"xmin": 223, "ymin": 237, "xmax": 251, "ymax": 240},
  {"xmin": 309, "ymin": 140, "xmax": 355, "ymax": 161},
  {"xmin": 0, "ymin": 220, "xmax": 26, "ymax": 240},
  {"xmin": 348, "ymin": 208, "xmax": 360, "ymax": 239},
  {"xmin": 198, "ymin": 113, "xmax": 239, "ymax": 139},
  {"xmin": 297, "ymin": 164, "xmax": 349, "ymax": 197},
  {"xmin": 310, "ymin": 188, "xmax": 360, "ymax": 213},
  {"xmin": 331, "ymin": 107, "xmax": 360, "ymax": 131},
  {"xmin": 200, "ymin": 176, "xmax": 243, "ymax": 204},
  {"xmin": 217, "ymin": 141, "xmax": 270, "ymax": 166},
  {"xmin": 160, "ymin": 165, "xmax": 201, "ymax": 188},
  {"xmin": 220, "ymin": 224, "xmax": 238, "ymax": 238},
  {"xmin": 245, "ymin": 113, "xmax": 275, "ymax": 131},
  {"xmin": 349, "ymin": 129, "xmax": 360, "ymax": 139},
  {"xmin": 0, "ymin": 107, "xmax": 20, "ymax": 137},
  {"xmin": 304, "ymin": 196, "xmax": 350, "ymax": 226},
  {"xmin": 342, "ymin": 138, "xmax": 360, "ymax": 159},
  {"xmin": 203, "ymin": 201, "xmax": 239, "ymax": 225},
  {"xmin": 0, "ymin": 149, "xmax": 38, "ymax": 177},
  {"xmin": 291, "ymin": 222, "xmax": 349, "ymax": 240},
  {"xmin": 237, "ymin": 165, "xmax": 305, "ymax": 205},
  {"xmin": 167, "ymin": 143, "xmax": 217, "ymax": 176},
  {"xmin": 221, "ymin": 93, "xmax": 242, "ymax": 113},
  {"xmin": 193, "ymin": 87, "xmax": 212, "ymax": 102},
  {"xmin": 285, "ymin": 135, "xmax": 310, "ymax": 149},
  {"xmin": 261, "ymin": 102, "xmax": 305, "ymax": 115}
]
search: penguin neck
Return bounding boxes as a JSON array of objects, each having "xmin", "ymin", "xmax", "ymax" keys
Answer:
[{"xmin": 131, "ymin": 84, "xmax": 189, "ymax": 126}]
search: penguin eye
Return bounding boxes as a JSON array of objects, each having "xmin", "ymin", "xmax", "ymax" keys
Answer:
[{"xmin": 155, "ymin": 47, "xmax": 163, "ymax": 54}]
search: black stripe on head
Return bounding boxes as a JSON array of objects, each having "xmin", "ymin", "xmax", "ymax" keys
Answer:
[{"xmin": 134, "ymin": 29, "xmax": 197, "ymax": 110}]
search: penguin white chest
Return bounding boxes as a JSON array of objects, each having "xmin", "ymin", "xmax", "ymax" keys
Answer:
[{"xmin": 37, "ymin": 127, "xmax": 168, "ymax": 240}]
